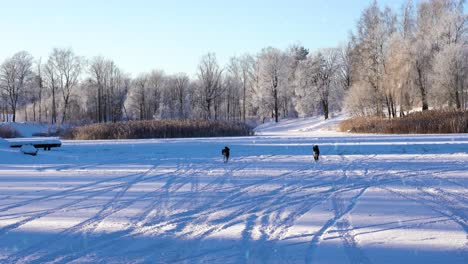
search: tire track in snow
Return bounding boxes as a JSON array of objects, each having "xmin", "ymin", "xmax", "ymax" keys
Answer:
[
  {"xmin": 4, "ymin": 164, "xmax": 182, "ymax": 263},
  {"xmin": 34, "ymin": 164, "xmax": 199, "ymax": 264},
  {"xmin": 332, "ymin": 194, "xmax": 372, "ymax": 264},
  {"xmin": 188, "ymin": 154, "xmax": 374, "ymax": 262},
  {"xmin": 388, "ymin": 170, "xmax": 468, "ymax": 234},
  {"xmin": 0, "ymin": 180, "xmax": 136, "ymax": 237},
  {"xmin": 0, "ymin": 166, "xmax": 153, "ymax": 214},
  {"xmin": 142, "ymin": 158, "xmax": 261, "ymax": 262},
  {"xmin": 303, "ymin": 153, "xmax": 375, "ymax": 264},
  {"xmin": 58, "ymin": 164, "xmax": 162, "ymax": 234},
  {"xmin": 184, "ymin": 155, "xmax": 364, "ymax": 262},
  {"xmin": 191, "ymin": 154, "xmax": 373, "ymax": 263},
  {"xmin": 239, "ymin": 214, "xmax": 258, "ymax": 264},
  {"xmin": 304, "ymin": 187, "xmax": 368, "ymax": 264},
  {"xmin": 133, "ymin": 156, "xmax": 279, "ymax": 262},
  {"xmin": 27, "ymin": 160, "xmax": 228, "ymax": 264},
  {"xmin": 381, "ymin": 186, "xmax": 468, "ymax": 258},
  {"xmin": 141, "ymin": 156, "xmax": 269, "ymax": 231}
]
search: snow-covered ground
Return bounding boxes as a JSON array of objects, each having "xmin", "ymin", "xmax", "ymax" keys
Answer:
[
  {"xmin": 0, "ymin": 122, "xmax": 49, "ymax": 137},
  {"xmin": 0, "ymin": 116, "xmax": 467, "ymax": 263},
  {"xmin": 0, "ymin": 122, "xmax": 60, "ymax": 137}
]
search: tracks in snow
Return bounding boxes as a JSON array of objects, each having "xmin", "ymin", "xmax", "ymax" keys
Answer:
[{"xmin": 1, "ymin": 148, "xmax": 466, "ymax": 263}]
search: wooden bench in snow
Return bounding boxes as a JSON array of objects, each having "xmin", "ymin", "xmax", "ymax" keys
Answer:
[{"xmin": 8, "ymin": 138, "xmax": 62, "ymax": 151}]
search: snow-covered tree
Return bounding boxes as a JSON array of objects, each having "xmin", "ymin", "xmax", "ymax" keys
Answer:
[
  {"xmin": 227, "ymin": 54, "xmax": 256, "ymax": 121},
  {"xmin": 0, "ymin": 51, "xmax": 33, "ymax": 122},
  {"xmin": 295, "ymin": 48, "xmax": 343, "ymax": 119},
  {"xmin": 432, "ymin": 43, "xmax": 468, "ymax": 109},
  {"xmin": 196, "ymin": 53, "xmax": 224, "ymax": 120},
  {"xmin": 346, "ymin": 1, "xmax": 396, "ymax": 116},
  {"xmin": 159, "ymin": 73, "xmax": 191, "ymax": 119},
  {"xmin": 255, "ymin": 47, "xmax": 290, "ymax": 122},
  {"xmin": 46, "ymin": 48, "xmax": 84, "ymax": 123}
]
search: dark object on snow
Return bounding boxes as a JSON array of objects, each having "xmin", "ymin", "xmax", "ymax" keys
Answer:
[
  {"xmin": 9, "ymin": 139, "xmax": 61, "ymax": 151},
  {"xmin": 222, "ymin": 146, "xmax": 230, "ymax": 163},
  {"xmin": 312, "ymin": 145, "xmax": 320, "ymax": 161}
]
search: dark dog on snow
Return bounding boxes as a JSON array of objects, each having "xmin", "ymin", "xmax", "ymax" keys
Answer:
[
  {"xmin": 312, "ymin": 145, "xmax": 320, "ymax": 162},
  {"xmin": 222, "ymin": 146, "xmax": 230, "ymax": 163}
]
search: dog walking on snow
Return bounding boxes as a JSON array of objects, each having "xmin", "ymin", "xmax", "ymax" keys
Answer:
[
  {"xmin": 222, "ymin": 146, "xmax": 230, "ymax": 163},
  {"xmin": 312, "ymin": 145, "xmax": 320, "ymax": 162}
]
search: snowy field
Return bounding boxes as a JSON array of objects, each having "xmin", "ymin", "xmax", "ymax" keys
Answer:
[{"xmin": 0, "ymin": 116, "xmax": 467, "ymax": 263}]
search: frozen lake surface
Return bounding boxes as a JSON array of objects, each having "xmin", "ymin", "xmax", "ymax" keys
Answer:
[{"xmin": 0, "ymin": 116, "xmax": 467, "ymax": 263}]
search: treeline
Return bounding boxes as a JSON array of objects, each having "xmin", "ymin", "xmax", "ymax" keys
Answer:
[
  {"xmin": 0, "ymin": 46, "xmax": 347, "ymax": 125},
  {"xmin": 0, "ymin": 0, "xmax": 466, "ymax": 125}
]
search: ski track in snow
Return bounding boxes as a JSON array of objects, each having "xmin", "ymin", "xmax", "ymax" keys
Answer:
[{"xmin": 1, "ymin": 118, "xmax": 467, "ymax": 263}]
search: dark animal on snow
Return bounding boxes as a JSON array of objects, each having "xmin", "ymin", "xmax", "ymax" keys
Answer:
[
  {"xmin": 312, "ymin": 145, "xmax": 320, "ymax": 162},
  {"xmin": 222, "ymin": 146, "xmax": 230, "ymax": 163}
]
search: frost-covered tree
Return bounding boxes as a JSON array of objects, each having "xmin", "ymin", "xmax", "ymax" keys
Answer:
[
  {"xmin": 128, "ymin": 74, "xmax": 148, "ymax": 120},
  {"xmin": 255, "ymin": 47, "xmax": 290, "ymax": 122},
  {"xmin": 295, "ymin": 55, "xmax": 319, "ymax": 117},
  {"xmin": 46, "ymin": 48, "xmax": 83, "ymax": 123},
  {"xmin": 343, "ymin": 0, "xmax": 467, "ymax": 117},
  {"xmin": 44, "ymin": 57, "xmax": 59, "ymax": 124},
  {"xmin": 383, "ymin": 34, "xmax": 411, "ymax": 117},
  {"xmin": 316, "ymin": 49, "xmax": 343, "ymax": 119},
  {"xmin": 346, "ymin": 1, "xmax": 396, "ymax": 116},
  {"xmin": 0, "ymin": 51, "xmax": 33, "ymax": 122},
  {"xmin": 433, "ymin": 43, "xmax": 468, "ymax": 109},
  {"xmin": 196, "ymin": 53, "xmax": 223, "ymax": 120},
  {"xmin": 32, "ymin": 59, "xmax": 46, "ymax": 122},
  {"xmin": 87, "ymin": 57, "xmax": 129, "ymax": 122},
  {"xmin": 412, "ymin": 0, "xmax": 466, "ymax": 111},
  {"xmin": 159, "ymin": 73, "xmax": 190, "ymax": 119},
  {"xmin": 296, "ymin": 48, "xmax": 342, "ymax": 119},
  {"xmin": 227, "ymin": 54, "xmax": 256, "ymax": 121},
  {"xmin": 286, "ymin": 44, "xmax": 309, "ymax": 118},
  {"xmin": 337, "ymin": 42, "xmax": 355, "ymax": 92},
  {"xmin": 88, "ymin": 56, "xmax": 108, "ymax": 123},
  {"xmin": 147, "ymin": 70, "xmax": 165, "ymax": 119}
]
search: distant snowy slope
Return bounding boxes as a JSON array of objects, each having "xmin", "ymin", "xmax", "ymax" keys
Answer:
[{"xmin": 254, "ymin": 113, "xmax": 348, "ymax": 136}]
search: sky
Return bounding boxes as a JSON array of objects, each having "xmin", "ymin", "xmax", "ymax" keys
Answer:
[{"xmin": 0, "ymin": 0, "xmax": 426, "ymax": 77}]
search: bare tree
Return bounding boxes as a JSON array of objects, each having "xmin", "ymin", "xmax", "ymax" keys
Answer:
[
  {"xmin": 44, "ymin": 58, "xmax": 59, "ymax": 124},
  {"xmin": 33, "ymin": 58, "xmax": 45, "ymax": 122},
  {"xmin": 147, "ymin": 70, "xmax": 165, "ymax": 119},
  {"xmin": 130, "ymin": 74, "xmax": 148, "ymax": 120},
  {"xmin": 47, "ymin": 48, "xmax": 83, "ymax": 123},
  {"xmin": 197, "ymin": 53, "xmax": 223, "ymax": 120},
  {"xmin": 338, "ymin": 42, "xmax": 355, "ymax": 91},
  {"xmin": 173, "ymin": 73, "xmax": 189, "ymax": 118},
  {"xmin": 345, "ymin": 1, "xmax": 398, "ymax": 116},
  {"xmin": 256, "ymin": 47, "xmax": 289, "ymax": 122},
  {"xmin": 0, "ymin": 51, "xmax": 33, "ymax": 122},
  {"xmin": 296, "ymin": 49, "xmax": 342, "ymax": 120},
  {"xmin": 89, "ymin": 56, "xmax": 107, "ymax": 122},
  {"xmin": 413, "ymin": 0, "xmax": 466, "ymax": 111},
  {"xmin": 108, "ymin": 66, "xmax": 130, "ymax": 122},
  {"xmin": 433, "ymin": 43, "xmax": 468, "ymax": 109},
  {"xmin": 88, "ymin": 57, "xmax": 129, "ymax": 122},
  {"xmin": 316, "ymin": 49, "xmax": 341, "ymax": 120}
]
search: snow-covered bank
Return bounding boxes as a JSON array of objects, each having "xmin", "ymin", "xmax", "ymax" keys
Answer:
[
  {"xmin": 254, "ymin": 114, "xmax": 348, "ymax": 136},
  {"xmin": 0, "ymin": 122, "xmax": 62, "ymax": 138},
  {"xmin": 0, "ymin": 117, "xmax": 467, "ymax": 263}
]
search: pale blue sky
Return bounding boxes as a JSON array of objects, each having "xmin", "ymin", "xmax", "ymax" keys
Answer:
[{"xmin": 1, "ymin": 0, "xmax": 422, "ymax": 76}]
